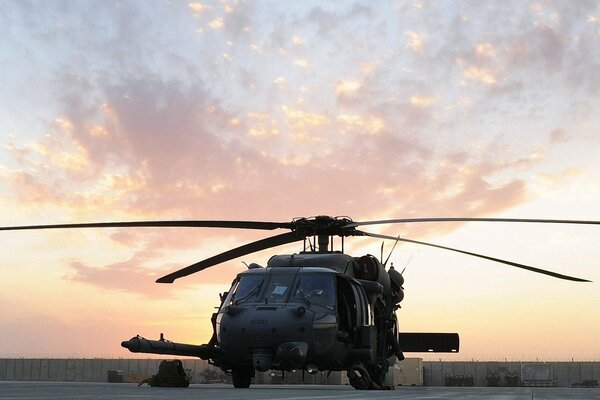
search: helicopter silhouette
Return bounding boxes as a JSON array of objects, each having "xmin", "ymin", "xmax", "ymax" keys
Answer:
[{"xmin": 1, "ymin": 215, "xmax": 597, "ymax": 389}]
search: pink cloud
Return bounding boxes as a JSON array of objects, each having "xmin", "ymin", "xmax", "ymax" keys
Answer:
[
  {"xmin": 549, "ymin": 128, "xmax": 570, "ymax": 143},
  {"xmin": 65, "ymin": 258, "xmax": 180, "ymax": 299},
  {"xmin": 5, "ymin": 74, "xmax": 540, "ymax": 274}
]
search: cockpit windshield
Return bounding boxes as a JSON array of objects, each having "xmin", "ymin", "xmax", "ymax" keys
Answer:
[
  {"xmin": 264, "ymin": 273, "xmax": 296, "ymax": 304},
  {"xmin": 226, "ymin": 270, "xmax": 335, "ymax": 308},
  {"xmin": 232, "ymin": 275, "xmax": 264, "ymax": 304}
]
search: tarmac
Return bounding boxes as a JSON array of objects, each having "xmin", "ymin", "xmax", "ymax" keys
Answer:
[{"xmin": 1, "ymin": 382, "xmax": 600, "ymax": 400}]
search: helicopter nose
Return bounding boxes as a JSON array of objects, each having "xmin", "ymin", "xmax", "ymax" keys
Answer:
[{"xmin": 219, "ymin": 304, "xmax": 315, "ymax": 369}]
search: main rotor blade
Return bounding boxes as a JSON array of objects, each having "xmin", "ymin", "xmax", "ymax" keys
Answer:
[
  {"xmin": 0, "ymin": 220, "xmax": 293, "ymax": 231},
  {"xmin": 358, "ymin": 230, "xmax": 591, "ymax": 282},
  {"xmin": 348, "ymin": 217, "xmax": 600, "ymax": 228},
  {"xmin": 156, "ymin": 231, "xmax": 304, "ymax": 283}
]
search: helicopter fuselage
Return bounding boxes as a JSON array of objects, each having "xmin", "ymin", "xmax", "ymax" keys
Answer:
[
  {"xmin": 217, "ymin": 265, "xmax": 372, "ymax": 373},
  {"xmin": 122, "ymin": 250, "xmax": 458, "ymax": 389},
  {"xmin": 5, "ymin": 214, "xmax": 592, "ymax": 389}
]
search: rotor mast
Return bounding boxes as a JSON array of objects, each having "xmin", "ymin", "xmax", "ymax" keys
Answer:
[{"xmin": 318, "ymin": 234, "xmax": 329, "ymax": 252}]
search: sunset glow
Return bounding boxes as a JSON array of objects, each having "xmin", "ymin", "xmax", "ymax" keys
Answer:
[{"xmin": 1, "ymin": 1, "xmax": 599, "ymax": 361}]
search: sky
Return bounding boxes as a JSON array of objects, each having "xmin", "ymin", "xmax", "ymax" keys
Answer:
[{"xmin": 1, "ymin": 0, "xmax": 599, "ymax": 361}]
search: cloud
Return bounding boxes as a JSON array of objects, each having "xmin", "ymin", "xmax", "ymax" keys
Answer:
[
  {"xmin": 549, "ymin": 128, "xmax": 570, "ymax": 143},
  {"xmin": 463, "ymin": 66, "xmax": 498, "ymax": 85},
  {"xmin": 410, "ymin": 94, "xmax": 440, "ymax": 107},
  {"xmin": 62, "ymin": 231, "xmax": 287, "ymax": 295},
  {"xmin": 292, "ymin": 58, "xmax": 311, "ymax": 68},
  {"xmin": 474, "ymin": 42, "xmax": 495, "ymax": 59},
  {"xmin": 405, "ymin": 31, "xmax": 425, "ymax": 52},
  {"xmin": 5, "ymin": 0, "xmax": 597, "ymax": 299},
  {"xmin": 336, "ymin": 114, "xmax": 385, "ymax": 135},
  {"xmin": 208, "ymin": 17, "xmax": 223, "ymax": 29},
  {"xmin": 535, "ymin": 167, "xmax": 583, "ymax": 187},
  {"xmin": 65, "ymin": 257, "xmax": 180, "ymax": 299},
  {"xmin": 188, "ymin": 2, "xmax": 209, "ymax": 15},
  {"xmin": 281, "ymin": 105, "xmax": 328, "ymax": 131},
  {"xmin": 534, "ymin": 23, "xmax": 566, "ymax": 71},
  {"xmin": 5, "ymin": 69, "xmax": 544, "ymax": 228},
  {"xmin": 334, "ymin": 80, "xmax": 362, "ymax": 95}
]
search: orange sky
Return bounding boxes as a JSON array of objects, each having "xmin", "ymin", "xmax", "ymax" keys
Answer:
[{"xmin": 1, "ymin": 1, "xmax": 599, "ymax": 360}]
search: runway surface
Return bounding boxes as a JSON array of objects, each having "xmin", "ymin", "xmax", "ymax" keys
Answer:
[{"xmin": 1, "ymin": 382, "xmax": 599, "ymax": 400}]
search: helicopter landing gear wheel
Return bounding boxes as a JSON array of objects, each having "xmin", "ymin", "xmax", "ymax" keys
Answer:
[
  {"xmin": 347, "ymin": 363, "xmax": 394, "ymax": 390},
  {"xmin": 232, "ymin": 368, "xmax": 253, "ymax": 388}
]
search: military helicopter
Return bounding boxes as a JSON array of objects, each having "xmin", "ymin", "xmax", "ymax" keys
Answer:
[{"xmin": 1, "ymin": 215, "xmax": 598, "ymax": 389}]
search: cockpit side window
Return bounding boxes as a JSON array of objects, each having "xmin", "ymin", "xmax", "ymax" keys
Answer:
[
  {"xmin": 292, "ymin": 274, "xmax": 335, "ymax": 308},
  {"xmin": 222, "ymin": 280, "xmax": 238, "ymax": 306}
]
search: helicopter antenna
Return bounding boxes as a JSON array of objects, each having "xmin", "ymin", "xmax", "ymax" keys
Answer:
[
  {"xmin": 380, "ymin": 241, "xmax": 385, "ymax": 264},
  {"xmin": 401, "ymin": 254, "xmax": 414, "ymax": 275},
  {"xmin": 383, "ymin": 235, "xmax": 401, "ymax": 267}
]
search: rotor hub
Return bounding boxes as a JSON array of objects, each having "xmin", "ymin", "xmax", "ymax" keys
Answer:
[{"xmin": 291, "ymin": 215, "xmax": 356, "ymax": 237}]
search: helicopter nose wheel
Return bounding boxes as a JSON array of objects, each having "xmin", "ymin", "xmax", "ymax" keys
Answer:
[{"xmin": 231, "ymin": 367, "xmax": 254, "ymax": 388}]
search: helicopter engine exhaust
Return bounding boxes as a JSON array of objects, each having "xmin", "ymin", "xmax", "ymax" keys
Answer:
[{"xmin": 121, "ymin": 335, "xmax": 218, "ymax": 359}]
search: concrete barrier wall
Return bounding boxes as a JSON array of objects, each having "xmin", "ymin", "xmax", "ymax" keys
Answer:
[
  {"xmin": 422, "ymin": 361, "xmax": 600, "ymax": 387},
  {"xmin": 1, "ymin": 358, "xmax": 599, "ymax": 386},
  {"xmin": 0, "ymin": 359, "xmax": 205, "ymax": 383}
]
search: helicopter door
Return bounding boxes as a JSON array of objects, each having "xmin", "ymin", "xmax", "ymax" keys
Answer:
[{"xmin": 336, "ymin": 277, "xmax": 368, "ymax": 342}]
